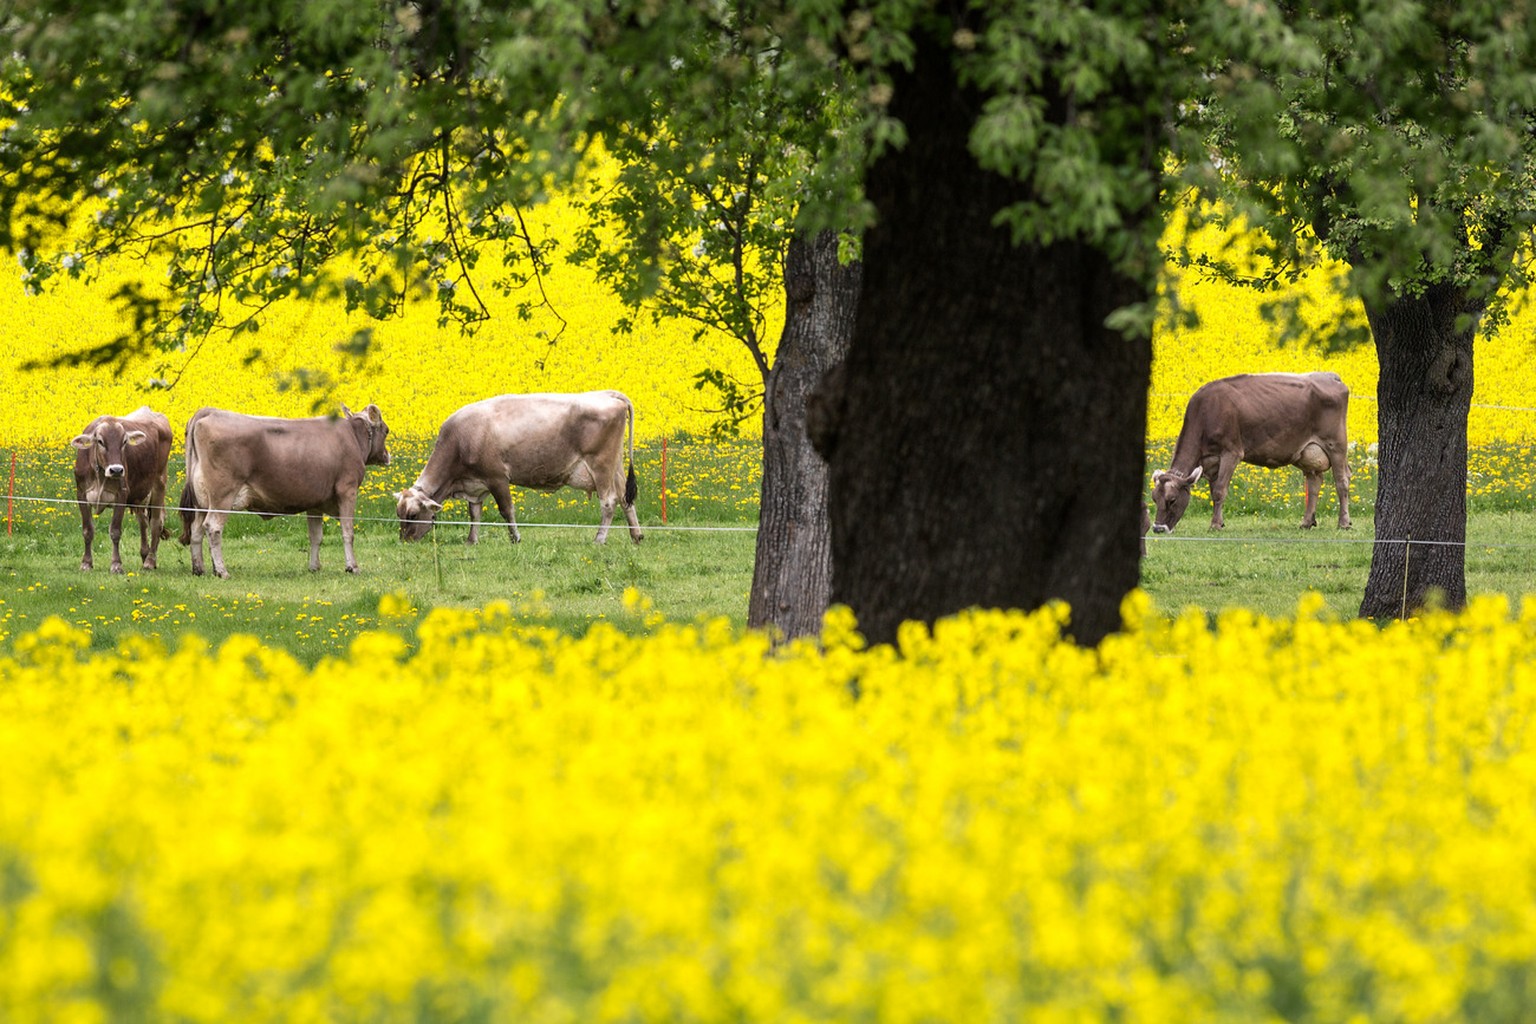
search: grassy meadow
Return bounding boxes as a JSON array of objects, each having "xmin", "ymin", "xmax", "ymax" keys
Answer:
[{"xmin": 12, "ymin": 196, "xmax": 1536, "ymax": 1019}]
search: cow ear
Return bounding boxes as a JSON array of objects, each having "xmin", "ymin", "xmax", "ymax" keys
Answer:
[
  {"xmin": 426, "ymin": 498, "xmax": 443, "ymax": 511},
  {"xmin": 365, "ymin": 403, "xmax": 382, "ymax": 422},
  {"xmin": 71, "ymin": 434, "xmax": 94, "ymax": 451},
  {"xmin": 124, "ymin": 430, "xmax": 147, "ymax": 446},
  {"xmin": 1187, "ymin": 465, "xmax": 1203, "ymax": 485}
]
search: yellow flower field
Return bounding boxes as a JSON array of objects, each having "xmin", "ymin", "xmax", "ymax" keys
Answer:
[
  {"xmin": 7, "ymin": 194, "xmax": 1536, "ymax": 449},
  {"xmin": 5, "ymin": 594, "xmax": 1536, "ymax": 1021}
]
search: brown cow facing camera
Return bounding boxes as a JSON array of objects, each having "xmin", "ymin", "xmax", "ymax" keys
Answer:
[{"xmin": 71, "ymin": 406, "xmax": 174, "ymax": 573}]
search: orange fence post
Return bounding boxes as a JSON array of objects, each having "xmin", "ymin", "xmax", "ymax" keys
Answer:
[{"xmin": 660, "ymin": 437, "xmax": 669, "ymax": 525}]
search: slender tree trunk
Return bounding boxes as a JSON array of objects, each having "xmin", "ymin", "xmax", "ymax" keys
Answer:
[
  {"xmin": 1358, "ymin": 283, "xmax": 1478, "ymax": 618},
  {"xmin": 814, "ymin": 35, "xmax": 1153, "ymax": 647},
  {"xmin": 748, "ymin": 231, "xmax": 861, "ymax": 640}
]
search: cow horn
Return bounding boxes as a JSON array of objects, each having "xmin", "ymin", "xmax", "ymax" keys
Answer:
[
  {"xmin": 340, "ymin": 403, "xmax": 354, "ymax": 418},
  {"xmin": 1151, "ymin": 470, "xmax": 1166, "ymax": 484},
  {"xmin": 1188, "ymin": 465, "xmax": 1203, "ymax": 484}
]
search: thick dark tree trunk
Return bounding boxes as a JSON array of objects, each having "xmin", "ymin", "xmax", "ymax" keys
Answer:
[
  {"xmin": 812, "ymin": 37, "xmax": 1153, "ymax": 647},
  {"xmin": 748, "ymin": 231, "xmax": 861, "ymax": 640},
  {"xmin": 1358, "ymin": 283, "xmax": 1478, "ymax": 618}
]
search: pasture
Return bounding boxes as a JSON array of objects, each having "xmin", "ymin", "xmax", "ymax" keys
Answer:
[{"xmin": 7, "ymin": 435, "xmax": 1536, "ymax": 661}]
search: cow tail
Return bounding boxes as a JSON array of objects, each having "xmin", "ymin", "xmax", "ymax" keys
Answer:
[
  {"xmin": 624, "ymin": 396, "xmax": 638, "ymax": 506},
  {"xmin": 178, "ymin": 416, "xmax": 203, "ymax": 546}
]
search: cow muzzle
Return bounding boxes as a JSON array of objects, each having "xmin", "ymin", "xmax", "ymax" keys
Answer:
[
  {"xmin": 105, "ymin": 464, "xmax": 126, "ymax": 478},
  {"xmin": 1152, "ymin": 523, "xmax": 1172, "ymax": 534}
]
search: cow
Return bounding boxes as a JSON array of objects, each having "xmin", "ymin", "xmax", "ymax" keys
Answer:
[
  {"xmin": 395, "ymin": 391, "xmax": 643, "ymax": 546},
  {"xmin": 178, "ymin": 404, "xmax": 391, "ymax": 578},
  {"xmin": 71, "ymin": 406, "xmax": 174, "ymax": 573},
  {"xmin": 1151, "ymin": 371, "xmax": 1352, "ymax": 533}
]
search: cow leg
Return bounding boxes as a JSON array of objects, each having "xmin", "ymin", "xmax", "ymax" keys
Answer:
[
  {"xmin": 1300, "ymin": 470, "xmax": 1322, "ymax": 528},
  {"xmin": 307, "ymin": 513, "xmax": 325, "ymax": 572},
  {"xmin": 623, "ymin": 501, "xmax": 643, "ymax": 544},
  {"xmin": 204, "ymin": 510, "xmax": 231, "ymax": 579},
  {"xmin": 595, "ymin": 489, "xmax": 618, "ymax": 545},
  {"xmin": 486, "ymin": 482, "xmax": 521, "ymax": 544},
  {"xmin": 466, "ymin": 499, "xmax": 482, "ymax": 545},
  {"xmin": 189, "ymin": 511, "xmax": 207, "ymax": 575},
  {"xmin": 108, "ymin": 502, "xmax": 128, "ymax": 574},
  {"xmin": 338, "ymin": 497, "xmax": 361, "ymax": 574},
  {"xmin": 78, "ymin": 502, "xmax": 95, "ymax": 571},
  {"xmin": 143, "ymin": 503, "xmax": 163, "ymax": 570},
  {"xmin": 1209, "ymin": 452, "xmax": 1241, "ymax": 529},
  {"xmin": 1330, "ymin": 448, "xmax": 1353, "ymax": 529}
]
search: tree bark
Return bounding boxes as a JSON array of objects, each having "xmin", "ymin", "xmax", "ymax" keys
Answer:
[
  {"xmin": 1358, "ymin": 283, "xmax": 1478, "ymax": 618},
  {"xmin": 747, "ymin": 230, "xmax": 861, "ymax": 640},
  {"xmin": 815, "ymin": 36, "xmax": 1153, "ymax": 647}
]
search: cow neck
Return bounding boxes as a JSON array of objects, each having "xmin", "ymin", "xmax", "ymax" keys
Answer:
[
  {"xmin": 412, "ymin": 456, "xmax": 455, "ymax": 505},
  {"xmin": 345, "ymin": 415, "xmax": 374, "ymax": 462},
  {"xmin": 1169, "ymin": 434, "xmax": 1204, "ymax": 476}
]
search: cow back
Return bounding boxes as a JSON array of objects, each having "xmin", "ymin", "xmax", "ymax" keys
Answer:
[
  {"xmin": 1182, "ymin": 372, "xmax": 1348, "ymax": 469},
  {"xmin": 438, "ymin": 392, "xmax": 630, "ymax": 491},
  {"xmin": 186, "ymin": 408, "xmax": 382, "ymax": 516}
]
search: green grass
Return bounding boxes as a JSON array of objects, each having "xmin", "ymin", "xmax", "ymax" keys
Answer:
[
  {"xmin": 6, "ymin": 436, "xmax": 1536, "ymax": 659},
  {"xmin": 0, "ymin": 438, "xmax": 761, "ymax": 662}
]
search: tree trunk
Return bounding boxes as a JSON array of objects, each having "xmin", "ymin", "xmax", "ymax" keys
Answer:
[
  {"xmin": 814, "ymin": 37, "xmax": 1153, "ymax": 647},
  {"xmin": 747, "ymin": 230, "xmax": 861, "ymax": 640},
  {"xmin": 1358, "ymin": 283, "xmax": 1478, "ymax": 618}
]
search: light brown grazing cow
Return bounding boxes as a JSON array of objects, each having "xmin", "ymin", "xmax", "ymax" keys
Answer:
[
  {"xmin": 395, "ymin": 391, "xmax": 642, "ymax": 545},
  {"xmin": 178, "ymin": 404, "xmax": 391, "ymax": 578},
  {"xmin": 1151, "ymin": 371, "xmax": 1352, "ymax": 533},
  {"xmin": 71, "ymin": 406, "xmax": 174, "ymax": 573}
]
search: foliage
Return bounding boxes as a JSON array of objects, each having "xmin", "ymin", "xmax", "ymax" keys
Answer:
[
  {"xmin": 9, "ymin": 595, "xmax": 1536, "ymax": 1019},
  {"xmin": 1186, "ymin": 0, "xmax": 1536, "ymax": 332},
  {"xmin": 0, "ymin": 0, "xmax": 857, "ymax": 367}
]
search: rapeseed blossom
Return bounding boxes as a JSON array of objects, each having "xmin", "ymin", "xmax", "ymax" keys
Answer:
[{"xmin": 4, "ymin": 596, "xmax": 1536, "ymax": 1020}]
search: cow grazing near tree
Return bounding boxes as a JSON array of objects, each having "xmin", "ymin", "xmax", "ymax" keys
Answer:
[
  {"xmin": 71, "ymin": 406, "xmax": 174, "ymax": 573},
  {"xmin": 1151, "ymin": 372, "xmax": 1352, "ymax": 533},
  {"xmin": 178, "ymin": 404, "xmax": 391, "ymax": 578},
  {"xmin": 395, "ymin": 391, "xmax": 642, "ymax": 545}
]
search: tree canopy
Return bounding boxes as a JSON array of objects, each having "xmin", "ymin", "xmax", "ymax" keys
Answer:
[{"xmin": 6, "ymin": 0, "xmax": 1536, "ymax": 635}]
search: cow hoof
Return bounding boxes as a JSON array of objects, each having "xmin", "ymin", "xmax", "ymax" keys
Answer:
[
  {"xmin": 110, "ymin": 564, "xmax": 125, "ymax": 575},
  {"xmin": 80, "ymin": 561, "xmax": 92, "ymax": 571},
  {"xmin": 1299, "ymin": 521, "xmax": 1317, "ymax": 529},
  {"xmin": 215, "ymin": 569, "xmax": 231, "ymax": 580},
  {"xmin": 346, "ymin": 566, "xmax": 360, "ymax": 574}
]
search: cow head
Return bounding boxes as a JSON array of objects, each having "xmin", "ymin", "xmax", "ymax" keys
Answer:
[
  {"xmin": 1150, "ymin": 465, "xmax": 1203, "ymax": 533},
  {"xmin": 394, "ymin": 485, "xmax": 443, "ymax": 541},
  {"xmin": 342, "ymin": 403, "xmax": 392, "ymax": 467},
  {"xmin": 72, "ymin": 420, "xmax": 147, "ymax": 481}
]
